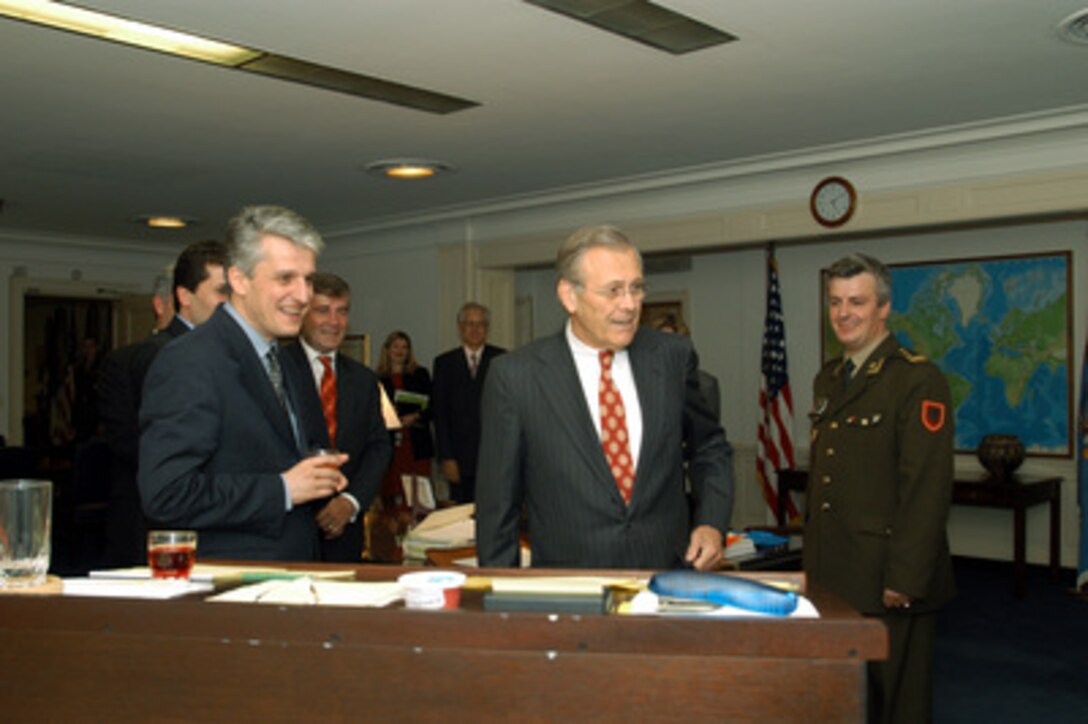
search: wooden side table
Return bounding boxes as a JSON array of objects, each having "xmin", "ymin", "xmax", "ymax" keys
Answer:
[
  {"xmin": 773, "ymin": 468, "xmax": 1062, "ymax": 598},
  {"xmin": 952, "ymin": 472, "xmax": 1062, "ymax": 598}
]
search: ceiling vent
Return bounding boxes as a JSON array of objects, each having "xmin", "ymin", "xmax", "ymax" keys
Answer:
[
  {"xmin": 1057, "ymin": 9, "xmax": 1088, "ymax": 45},
  {"xmin": 525, "ymin": 0, "xmax": 737, "ymax": 54}
]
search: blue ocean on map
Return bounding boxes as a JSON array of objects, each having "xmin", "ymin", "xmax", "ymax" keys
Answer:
[{"xmin": 890, "ymin": 255, "xmax": 1069, "ymax": 454}]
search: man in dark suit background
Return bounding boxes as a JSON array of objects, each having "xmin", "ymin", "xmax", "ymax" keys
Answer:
[
  {"xmin": 97, "ymin": 240, "xmax": 228, "ymax": 565},
  {"xmin": 281, "ymin": 272, "xmax": 391, "ymax": 562},
  {"xmin": 139, "ymin": 206, "xmax": 348, "ymax": 561},
  {"xmin": 476, "ymin": 225, "xmax": 734, "ymax": 570},
  {"xmin": 431, "ymin": 302, "xmax": 505, "ymax": 504}
]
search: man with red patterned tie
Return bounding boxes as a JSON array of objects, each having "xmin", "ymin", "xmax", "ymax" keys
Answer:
[
  {"xmin": 475, "ymin": 225, "xmax": 734, "ymax": 570},
  {"xmin": 283, "ymin": 272, "xmax": 391, "ymax": 562}
]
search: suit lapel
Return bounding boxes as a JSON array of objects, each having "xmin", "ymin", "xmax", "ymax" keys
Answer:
[
  {"xmin": 215, "ymin": 310, "xmax": 298, "ymax": 453},
  {"xmin": 332, "ymin": 356, "xmax": 356, "ymax": 448},
  {"xmin": 534, "ymin": 334, "xmax": 617, "ymax": 490},
  {"xmin": 627, "ymin": 330, "xmax": 666, "ymax": 504},
  {"xmin": 283, "ymin": 341, "xmax": 330, "ymax": 450}
]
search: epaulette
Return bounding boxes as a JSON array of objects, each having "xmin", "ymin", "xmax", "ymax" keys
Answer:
[
  {"xmin": 864, "ymin": 357, "xmax": 886, "ymax": 375},
  {"xmin": 898, "ymin": 348, "xmax": 927, "ymax": 364}
]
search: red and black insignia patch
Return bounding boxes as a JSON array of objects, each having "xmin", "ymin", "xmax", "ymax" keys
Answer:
[{"xmin": 921, "ymin": 400, "xmax": 946, "ymax": 432}]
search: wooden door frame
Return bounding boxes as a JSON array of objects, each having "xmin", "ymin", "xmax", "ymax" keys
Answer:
[{"xmin": 6, "ymin": 277, "xmax": 139, "ymax": 446}]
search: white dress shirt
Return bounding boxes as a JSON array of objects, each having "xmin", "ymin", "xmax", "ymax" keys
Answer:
[{"xmin": 565, "ymin": 321, "xmax": 643, "ymax": 472}]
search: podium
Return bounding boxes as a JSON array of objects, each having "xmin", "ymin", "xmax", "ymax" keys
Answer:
[{"xmin": 0, "ymin": 564, "xmax": 886, "ymax": 721}]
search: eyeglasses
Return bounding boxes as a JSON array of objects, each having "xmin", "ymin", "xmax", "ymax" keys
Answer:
[{"xmin": 583, "ymin": 282, "xmax": 647, "ymax": 301}]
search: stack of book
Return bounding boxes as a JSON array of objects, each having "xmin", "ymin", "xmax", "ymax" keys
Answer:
[{"xmin": 401, "ymin": 504, "xmax": 474, "ymax": 561}]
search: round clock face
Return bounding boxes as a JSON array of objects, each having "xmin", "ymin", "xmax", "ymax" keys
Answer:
[{"xmin": 811, "ymin": 177, "xmax": 856, "ymax": 227}]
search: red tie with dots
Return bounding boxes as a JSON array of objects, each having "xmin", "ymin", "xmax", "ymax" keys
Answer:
[
  {"xmin": 319, "ymin": 355, "xmax": 337, "ymax": 447},
  {"xmin": 599, "ymin": 350, "xmax": 635, "ymax": 503}
]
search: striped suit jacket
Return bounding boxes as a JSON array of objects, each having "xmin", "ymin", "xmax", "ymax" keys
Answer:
[{"xmin": 475, "ymin": 326, "xmax": 734, "ymax": 569}]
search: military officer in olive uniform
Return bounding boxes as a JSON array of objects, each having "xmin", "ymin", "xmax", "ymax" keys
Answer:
[{"xmin": 805, "ymin": 253, "xmax": 954, "ymax": 724}]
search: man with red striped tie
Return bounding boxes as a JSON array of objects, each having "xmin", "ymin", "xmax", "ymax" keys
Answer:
[{"xmin": 284, "ymin": 272, "xmax": 391, "ymax": 562}]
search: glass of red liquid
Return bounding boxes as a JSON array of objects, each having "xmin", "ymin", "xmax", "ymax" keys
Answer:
[{"xmin": 147, "ymin": 530, "xmax": 198, "ymax": 580}]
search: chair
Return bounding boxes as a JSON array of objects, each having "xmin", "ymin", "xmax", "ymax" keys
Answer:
[{"xmin": 0, "ymin": 445, "xmax": 40, "ymax": 479}]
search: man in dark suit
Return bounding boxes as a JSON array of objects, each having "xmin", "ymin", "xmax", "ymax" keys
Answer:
[
  {"xmin": 97, "ymin": 241, "xmax": 228, "ymax": 565},
  {"xmin": 281, "ymin": 272, "xmax": 391, "ymax": 562},
  {"xmin": 431, "ymin": 302, "xmax": 505, "ymax": 504},
  {"xmin": 139, "ymin": 206, "xmax": 348, "ymax": 562},
  {"xmin": 476, "ymin": 225, "xmax": 734, "ymax": 570},
  {"xmin": 805, "ymin": 253, "xmax": 954, "ymax": 724}
]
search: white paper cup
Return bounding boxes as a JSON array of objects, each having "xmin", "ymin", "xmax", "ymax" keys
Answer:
[
  {"xmin": 0, "ymin": 479, "xmax": 52, "ymax": 588},
  {"xmin": 398, "ymin": 570, "xmax": 466, "ymax": 610}
]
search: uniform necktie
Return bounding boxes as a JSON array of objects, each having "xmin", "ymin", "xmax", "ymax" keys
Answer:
[
  {"xmin": 319, "ymin": 355, "xmax": 337, "ymax": 447},
  {"xmin": 599, "ymin": 350, "xmax": 635, "ymax": 503},
  {"xmin": 842, "ymin": 358, "xmax": 856, "ymax": 391},
  {"xmin": 265, "ymin": 347, "xmax": 287, "ymax": 410},
  {"xmin": 469, "ymin": 351, "xmax": 479, "ymax": 379}
]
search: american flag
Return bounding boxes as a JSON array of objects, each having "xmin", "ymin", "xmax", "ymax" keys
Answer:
[
  {"xmin": 756, "ymin": 247, "xmax": 797, "ymax": 522},
  {"xmin": 1077, "ymin": 336, "xmax": 1088, "ymax": 592}
]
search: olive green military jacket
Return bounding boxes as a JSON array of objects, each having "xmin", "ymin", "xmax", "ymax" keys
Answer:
[{"xmin": 804, "ymin": 334, "xmax": 956, "ymax": 615}]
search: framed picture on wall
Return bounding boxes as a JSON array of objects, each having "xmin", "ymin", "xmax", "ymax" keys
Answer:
[
  {"xmin": 820, "ymin": 250, "xmax": 1072, "ymax": 457},
  {"xmin": 642, "ymin": 290, "xmax": 690, "ymax": 330},
  {"xmin": 340, "ymin": 333, "xmax": 371, "ymax": 368}
]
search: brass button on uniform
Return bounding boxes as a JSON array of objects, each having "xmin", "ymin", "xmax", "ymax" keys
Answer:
[
  {"xmin": 826, "ymin": 448, "xmax": 835, "ymax": 457},
  {"xmin": 830, "ymin": 421, "xmax": 839, "ymax": 430},
  {"xmin": 820, "ymin": 502, "xmax": 832, "ymax": 512},
  {"xmin": 821, "ymin": 475, "xmax": 831, "ymax": 485}
]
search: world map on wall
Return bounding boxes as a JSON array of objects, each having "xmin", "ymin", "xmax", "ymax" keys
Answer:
[{"xmin": 824, "ymin": 252, "xmax": 1071, "ymax": 455}]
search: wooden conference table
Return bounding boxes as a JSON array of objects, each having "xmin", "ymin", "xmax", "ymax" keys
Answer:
[{"xmin": 0, "ymin": 563, "xmax": 886, "ymax": 722}]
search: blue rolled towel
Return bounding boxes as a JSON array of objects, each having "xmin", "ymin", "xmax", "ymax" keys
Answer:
[{"xmin": 648, "ymin": 570, "xmax": 799, "ymax": 616}]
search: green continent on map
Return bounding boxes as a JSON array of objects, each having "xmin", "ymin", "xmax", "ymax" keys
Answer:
[
  {"xmin": 890, "ymin": 270, "xmax": 964, "ymax": 362},
  {"xmin": 984, "ymin": 295, "xmax": 1066, "ymax": 408}
]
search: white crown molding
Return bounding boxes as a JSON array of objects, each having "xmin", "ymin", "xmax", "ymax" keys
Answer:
[{"xmin": 324, "ymin": 103, "xmax": 1088, "ymax": 244}]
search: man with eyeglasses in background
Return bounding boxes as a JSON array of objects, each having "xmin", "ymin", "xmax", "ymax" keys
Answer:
[{"xmin": 475, "ymin": 225, "xmax": 734, "ymax": 570}]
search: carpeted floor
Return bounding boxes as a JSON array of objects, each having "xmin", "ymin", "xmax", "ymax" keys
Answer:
[{"xmin": 934, "ymin": 557, "xmax": 1088, "ymax": 723}]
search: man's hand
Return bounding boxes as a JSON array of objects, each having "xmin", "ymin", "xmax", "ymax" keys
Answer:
[
  {"xmin": 283, "ymin": 453, "xmax": 349, "ymax": 505},
  {"xmin": 684, "ymin": 525, "xmax": 724, "ymax": 571},
  {"xmin": 316, "ymin": 496, "xmax": 355, "ymax": 539},
  {"xmin": 883, "ymin": 588, "xmax": 913, "ymax": 610},
  {"xmin": 442, "ymin": 459, "xmax": 461, "ymax": 485}
]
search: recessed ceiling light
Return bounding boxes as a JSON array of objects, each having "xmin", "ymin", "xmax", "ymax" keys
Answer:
[
  {"xmin": 139, "ymin": 215, "xmax": 194, "ymax": 229},
  {"xmin": 365, "ymin": 159, "xmax": 454, "ymax": 180},
  {"xmin": 1057, "ymin": 9, "xmax": 1088, "ymax": 45}
]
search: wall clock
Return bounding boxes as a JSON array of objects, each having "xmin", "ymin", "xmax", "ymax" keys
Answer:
[{"xmin": 810, "ymin": 176, "xmax": 857, "ymax": 228}]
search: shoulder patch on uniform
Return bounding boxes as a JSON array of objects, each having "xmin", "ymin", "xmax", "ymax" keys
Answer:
[
  {"xmin": 898, "ymin": 348, "xmax": 928, "ymax": 364},
  {"xmin": 921, "ymin": 400, "xmax": 946, "ymax": 432}
]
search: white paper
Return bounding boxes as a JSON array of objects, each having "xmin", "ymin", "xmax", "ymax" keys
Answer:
[
  {"xmin": 63, "ymin": 577, "xmax": 214, "ymax": 599},
  {"xmin": 490, "ymin": 575, "xmax": 643, "ymax": 595},
  {"xmin": 88, "ymin": 565, "xmax": 356, "ymax": 583},
  {"xmin": 89, "ymin": 564, "xmax": 289, "ymax": 582},
  {"xmin": 208, "ymin": 578, "xmax": 404, "ymax": 607},
  {"xmin": 401, "ymin": 474, "xmax": 436, "ymax": 510}
]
